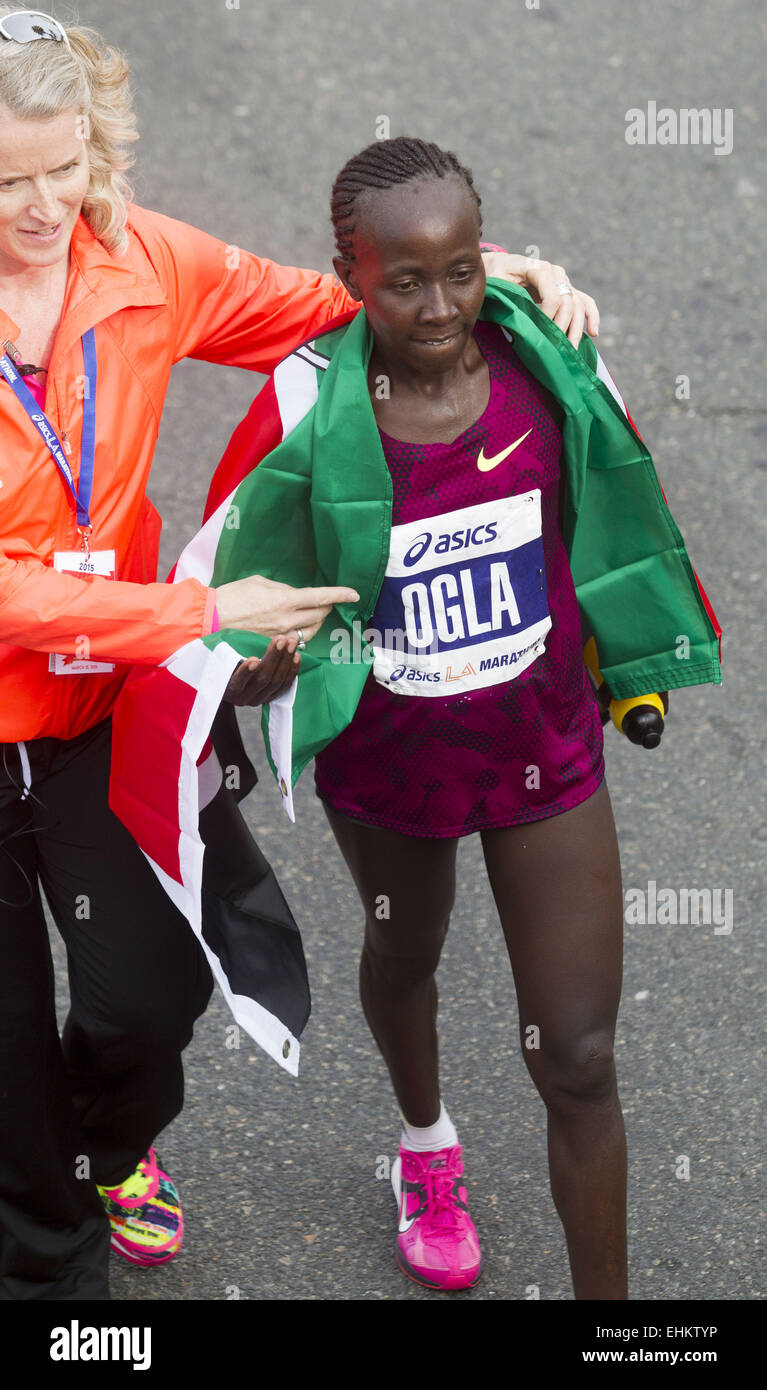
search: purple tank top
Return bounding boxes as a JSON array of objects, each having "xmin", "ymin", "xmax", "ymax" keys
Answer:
[{"xmin": 314, "ymin": 321, "xmax": 604, "ymax": 837}]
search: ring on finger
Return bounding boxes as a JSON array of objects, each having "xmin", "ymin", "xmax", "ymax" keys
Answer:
[
  {"xmin": 296, "ymin": 627, "xmax": 306, "ymax": 650},
  {"xmin": 557, "ymin": 281, "xmax": 574, "ymax": 295}
]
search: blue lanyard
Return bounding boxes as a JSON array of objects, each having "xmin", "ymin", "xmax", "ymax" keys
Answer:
[{"xmin": 0, "ymin": 328, "xmax": 97, "ymax": 537}]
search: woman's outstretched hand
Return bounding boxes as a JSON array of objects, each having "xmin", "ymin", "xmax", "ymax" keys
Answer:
[
  {"xmin": 215, "ymin": 574, "xmax": 360, "ymax": 642},
  {"xmin": 480, "ymin": 251, "xmax": 600, "ymax": 347},
  {"xmin": 222, "ymin": 636, "xmax": 301, "ymax": 707}
]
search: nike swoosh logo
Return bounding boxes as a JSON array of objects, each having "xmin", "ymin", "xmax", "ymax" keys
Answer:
[
  {"xmin": 477, "ymin": 427, "xmax": 533, "ymax": 472},
  {"xmin": 398, "ymin": 1202, "xmax": 417, "ymax": 1234},
  {"xmin": 393, "ymin": 1162, "xmax": 421, "ymax": 1233}
]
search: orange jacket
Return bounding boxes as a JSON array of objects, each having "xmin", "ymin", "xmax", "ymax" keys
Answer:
[{"xmin": 0, "ymin": 203, "xmax": 354, "ymax": 742}]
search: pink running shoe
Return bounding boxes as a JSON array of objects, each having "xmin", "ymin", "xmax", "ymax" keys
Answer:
[
  {"xmin": 391, "ymin": 1144, "xmax": 482, "ymax": 1290},
  {"xmin": 97, "ymin": 1147, "xmax": 184, "ymax": 1266}
]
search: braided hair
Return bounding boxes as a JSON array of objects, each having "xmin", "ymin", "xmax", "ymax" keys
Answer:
[{"xmin": 330, "ymin": 136, "xmax": 483, "ymax": 263}]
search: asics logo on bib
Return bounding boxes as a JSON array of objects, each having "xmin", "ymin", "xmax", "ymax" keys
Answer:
[
  {"xmin": 389, "ymin": 664, "xmax": 441, "ymax": 685},
  {"xmin": 403, "ymin": 522, "xmax": 499, "ymax": 568}
]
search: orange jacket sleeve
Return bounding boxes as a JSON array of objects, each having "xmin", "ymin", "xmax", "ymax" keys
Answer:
[
  {"xmin": 0, "ymin": 549, "xmax": 216, "ymax": 666},
  {"xmin": 130, "ymin": 205, "xmax": 357, "ymax": 372},
  {"xmin": 0, "ymin": 211, "xmax": 357, "ymax": 675}
]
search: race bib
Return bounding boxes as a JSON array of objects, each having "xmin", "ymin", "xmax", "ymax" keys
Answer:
[
  {"xmin": 370, "ymin": 494, "xmax": 551, "ymax": 697},
  {"xmin": 49, "ymin": 549, "xmax": 116, "ymax": 675}
]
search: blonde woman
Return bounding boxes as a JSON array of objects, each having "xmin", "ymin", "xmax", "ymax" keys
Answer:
[{"xmin": 0, "ymin": 7, "xmax": 598, "ymax": 1300}]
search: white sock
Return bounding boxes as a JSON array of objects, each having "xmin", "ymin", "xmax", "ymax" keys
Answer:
[{"xmin": 400, "ymin": 1101, "xmax": 458, "ymax": 1153}]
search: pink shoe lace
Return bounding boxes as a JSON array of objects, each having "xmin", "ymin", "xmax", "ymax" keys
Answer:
[{"xmin": 406, "ymin": 1150, "xmax": 467, "ymax": 1232}]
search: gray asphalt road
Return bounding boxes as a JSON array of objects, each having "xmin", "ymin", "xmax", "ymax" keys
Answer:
[{"xmin": 47, "ymin": 0, "xmax": 765, "ymax": 1300}]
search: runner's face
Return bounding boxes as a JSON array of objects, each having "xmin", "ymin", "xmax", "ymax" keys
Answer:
[
  {"xmin": 0, "ymin": 106, "xmax": 90, "ymax": 275},
  {"xmin": 337, "ymin": 177, "xmax": 485, "ymax": 375}
]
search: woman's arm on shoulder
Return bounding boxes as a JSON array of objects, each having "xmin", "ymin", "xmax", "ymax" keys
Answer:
[{"xmin": 127, "ymin": 203, "xmax": 357, "ymax": 375}]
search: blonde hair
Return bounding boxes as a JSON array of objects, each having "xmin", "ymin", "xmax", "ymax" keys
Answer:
[{"xmin": 0, "ymin": 6, "xmax": 138, "ymax": 255}]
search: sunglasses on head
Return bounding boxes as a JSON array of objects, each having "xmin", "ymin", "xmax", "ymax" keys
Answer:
[{"xmin": 0, "ymin": 10, "xmax": 71, "ymax": 49}]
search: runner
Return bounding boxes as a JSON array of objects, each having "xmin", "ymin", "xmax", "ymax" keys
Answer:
[{"xmin": 312, "ymin": 138, "xmax": 721, "ymax": 1297}]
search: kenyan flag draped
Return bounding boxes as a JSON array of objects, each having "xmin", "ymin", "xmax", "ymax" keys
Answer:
[{"xmin": 109, "ymin": 281, "xmax": 721, "ymax": 1069}]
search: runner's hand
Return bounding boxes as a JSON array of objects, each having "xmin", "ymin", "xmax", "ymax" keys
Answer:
[
  {"xmin": 222, "ymin": 637, "xmax": 300, "ymax": 707},
  {"xmin": 215, "ymin": 575, "xmax": 360, "ymax": 641},
  {"xmin": 480, "ymin": 252, "xmax": 600, "ymax": 347}
]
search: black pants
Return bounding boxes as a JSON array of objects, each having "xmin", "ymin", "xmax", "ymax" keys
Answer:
[{"xmin": 0, "ymin": 718, "xmax": 214, "ymax": 1301}]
